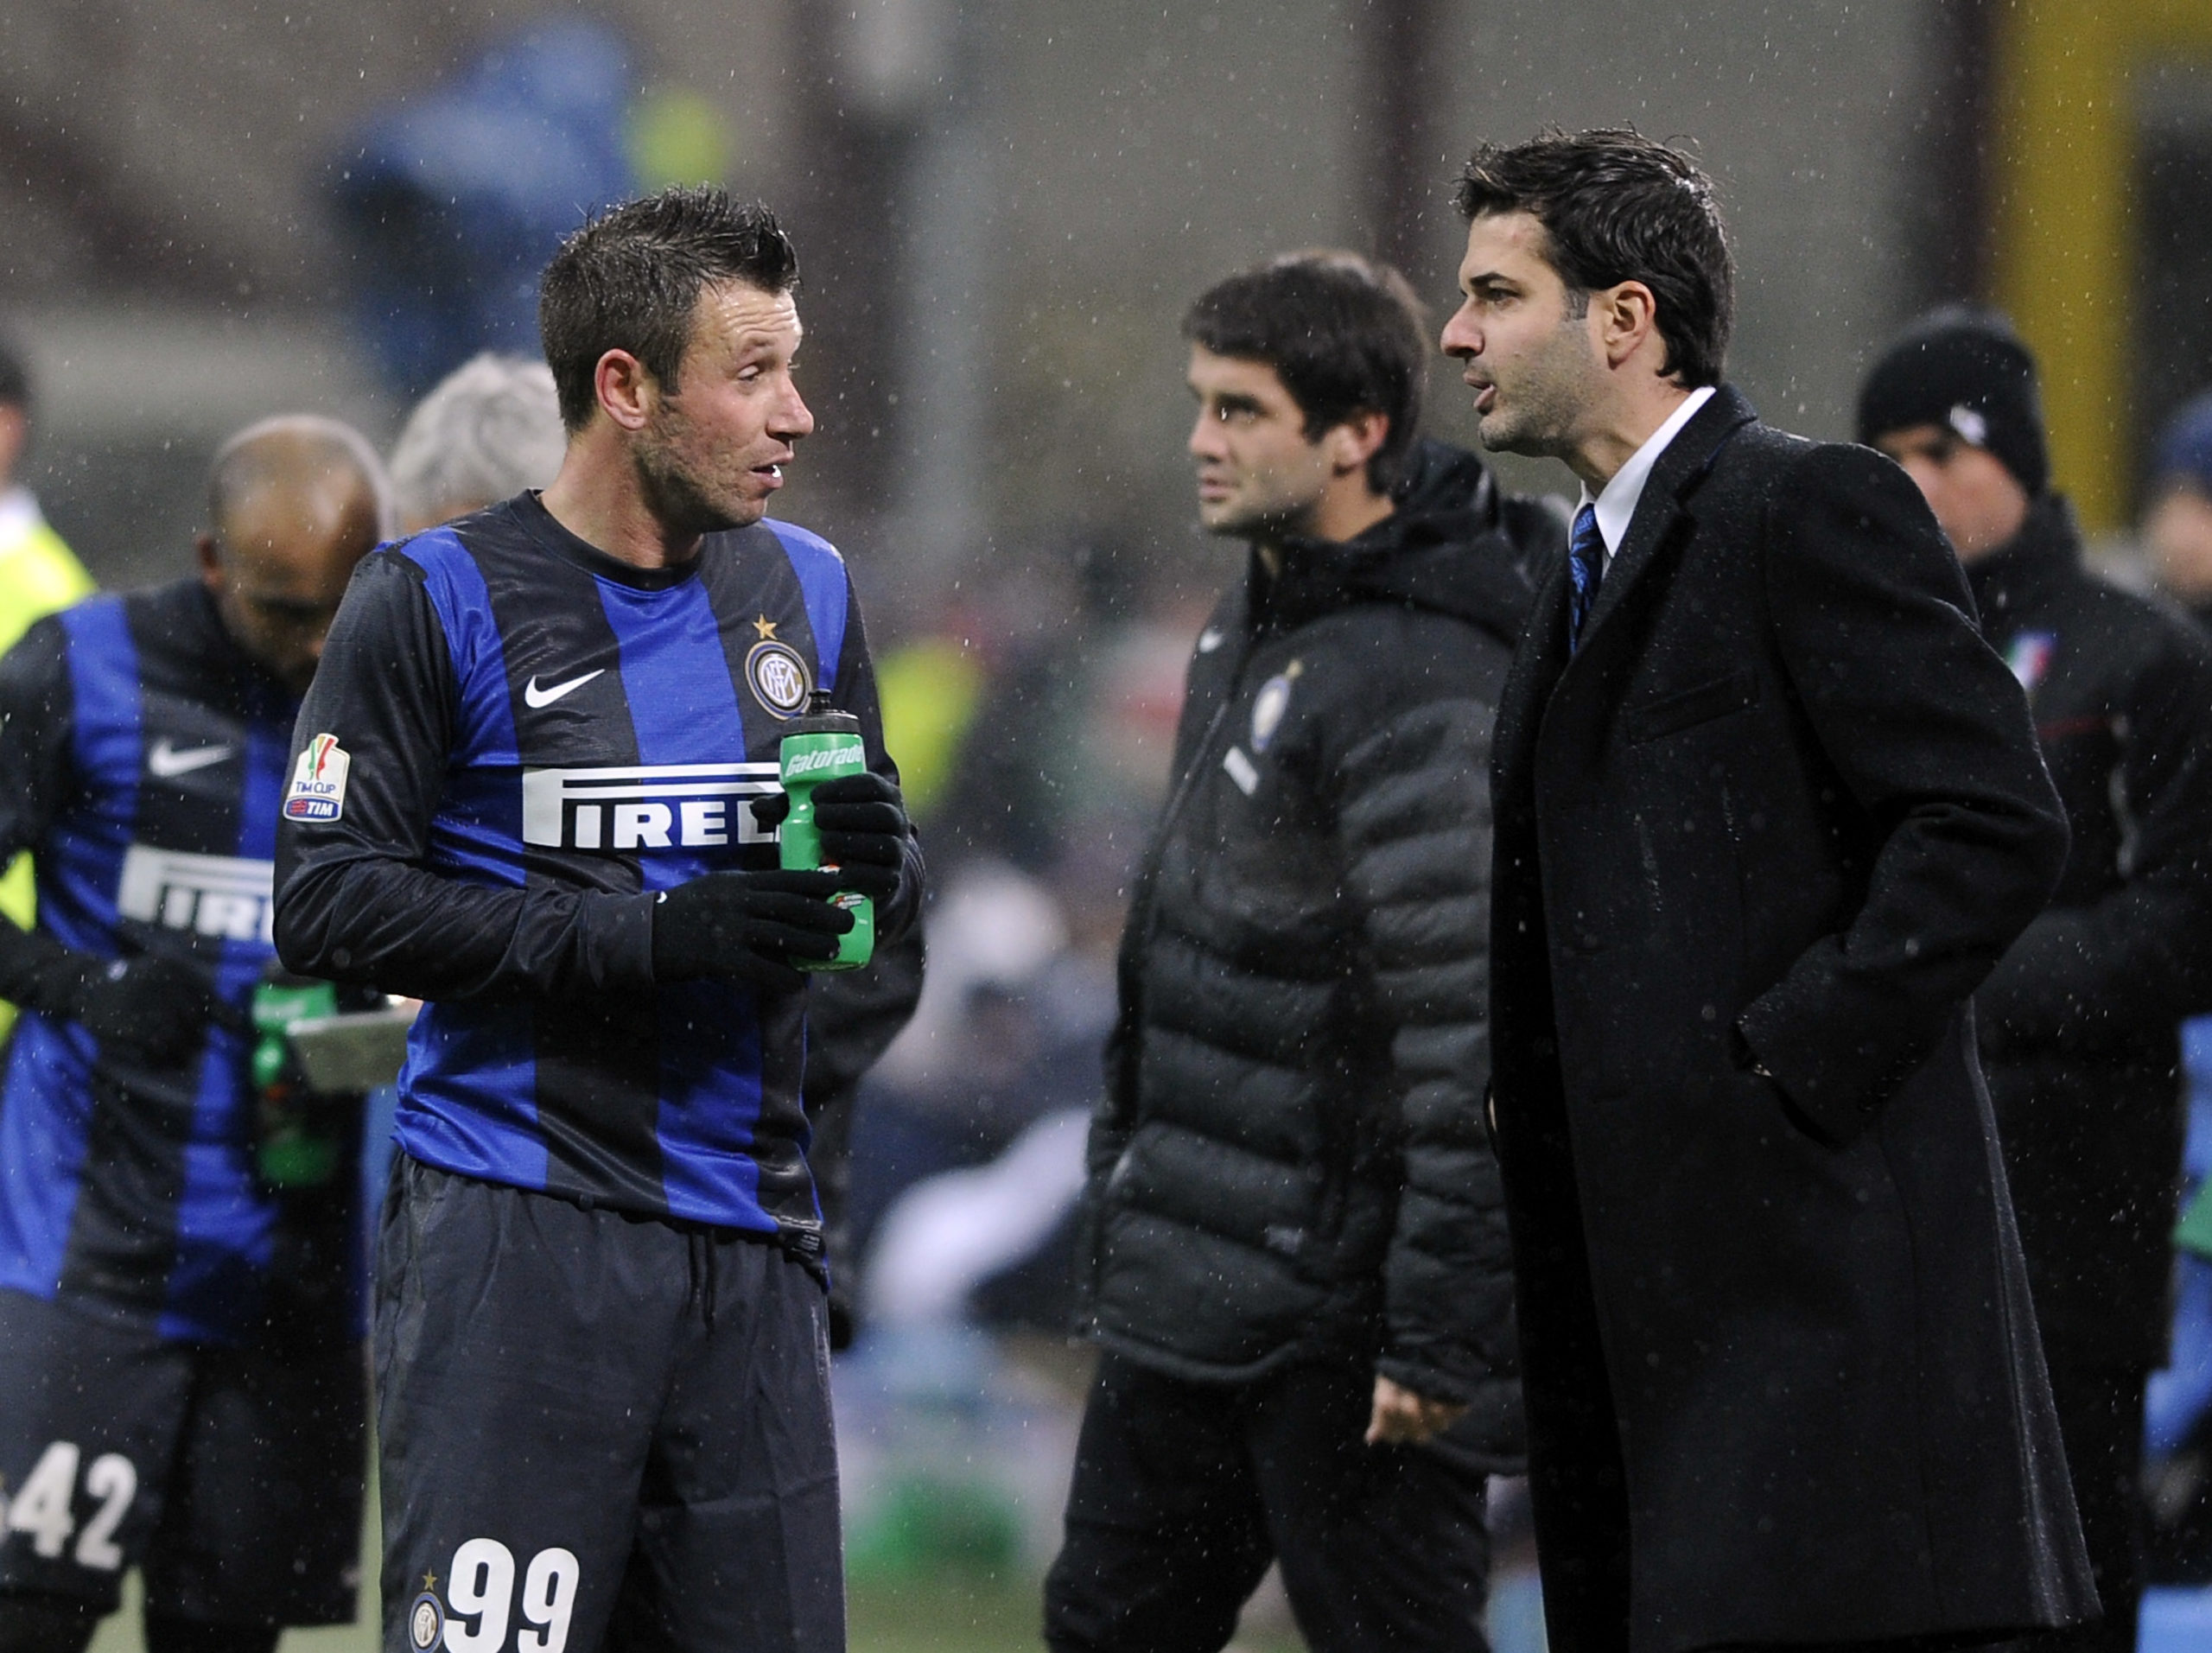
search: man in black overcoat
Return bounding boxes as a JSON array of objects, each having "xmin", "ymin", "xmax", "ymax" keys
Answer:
[{"xmin": 1440, "ymin": 128, "xmax": 2097, "ymax": 1653}]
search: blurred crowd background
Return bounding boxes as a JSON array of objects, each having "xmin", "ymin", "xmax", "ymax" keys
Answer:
[{"xmin": 10, "ymin": 1, "xmax": 2212, "ymax": 1649}]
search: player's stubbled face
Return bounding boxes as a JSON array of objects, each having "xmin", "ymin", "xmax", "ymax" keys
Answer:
[{"xmin": 634, "ymin": 279, "xmax": 816, "ymax": 536}]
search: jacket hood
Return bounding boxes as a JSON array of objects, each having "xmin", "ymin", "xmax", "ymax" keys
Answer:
[{"xmin": 1268, "ymin": 439, "xmax": 1545, "ymax": 642}]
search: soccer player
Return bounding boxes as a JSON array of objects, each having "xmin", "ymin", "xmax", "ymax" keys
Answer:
[
  {"xmin": 379, "ymin": 345, "xmax": 926, "ymax": 1348},
  {"xmin": 273, "ymin": 188, "xmax": 921, "ymax": 1653},
  {"xmin": 0, "ymin": 416, "xmax": 389, "ymax": 1653}
]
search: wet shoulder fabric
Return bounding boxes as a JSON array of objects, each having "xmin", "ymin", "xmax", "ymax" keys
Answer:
[
  {"xmin": 0, "ymin": 581, "xmax": 306, "ymax": 1344},
  {"xmin": 274, "ymin": 493, "xmax": 890, "ymax": 1239}
]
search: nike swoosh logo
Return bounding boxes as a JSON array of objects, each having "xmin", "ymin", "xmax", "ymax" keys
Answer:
[
  {"xmin": 148, "ymin": 741, "xmax": 234, "ymax": 779},
  {"xmin": 524, "ymin": 670, "xmax": 605, "ymax": 709},
  {"xmin": 1197, "ymin": 628, "xmax": 1225, "ymax": 653}
]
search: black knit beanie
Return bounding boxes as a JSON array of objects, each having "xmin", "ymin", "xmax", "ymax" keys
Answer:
[{"xmin": 1856, "ymin": 308, "xmax": 2049, "ymax": 496}]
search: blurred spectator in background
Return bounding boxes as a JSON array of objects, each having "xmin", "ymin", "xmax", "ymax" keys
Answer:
[
  {"xmin": 387, "ymin": 351, "xmax": 567, "ymax": 534},
  {"xmin": 1862, "ymin": 309, "xmax": 2212, "ymax": 1653},
  {"xmin": 0, "ymin": 334, "xmax": 95, "ymax": 648},
  {"xmin": 2145, "ymin": 388, "xmax": 2212, "ymax": 1603},
  {"xmin": 804, "ymin": 919, "xmax": 927, "ymax": 1350},
  {"xmin": 876, "ymin": 559, "xmax": 1109, "ymax": 874},
  {"xmin": 1044, "ymin": 251, "xmax": 1552, "ymax": 1653},
  {"xmin": 0, "ymin": 332, "xmax": 97, "ymax": 1047},
  {"xmin": 0, "ymin": 416, "xmax": 388, "ymax": 1653},
  {"xmin": 331, "ymin": 22, "xmax": 639, "ymax": 397},
  {"xmin": 856, "ymin": 860, "xmax": 1096, "ymax": 1335},
  {"xmin": 2148, "ymin": 1022, "xmax": 2212, "ymax": 1593},
  {"xmin": 2145, "ymin": 389, "xmax": 2212, "ymax": 629}
]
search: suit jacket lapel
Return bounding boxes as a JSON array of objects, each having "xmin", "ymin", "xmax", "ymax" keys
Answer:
[{"xmin": 1573, "ymin": 385, "xmax": 1758, "ymax": 657}]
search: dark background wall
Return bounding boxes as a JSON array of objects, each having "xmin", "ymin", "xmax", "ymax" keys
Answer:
[{"xmin": 0, "ymin": 0, "xmax": 1981, "ymax": 604}]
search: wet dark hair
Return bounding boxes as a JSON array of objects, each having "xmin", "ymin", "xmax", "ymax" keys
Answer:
[
  {"xmin": 1182, "ymin": 250, "xmax": 1429, "ymax": 493},
  {"xmin": 538, "ymin": 187, "xmax": 798, "ymax": 432},
  {"xmin": 1455, "ymin": 128, "xmax": 1733, "ymax": 388}
]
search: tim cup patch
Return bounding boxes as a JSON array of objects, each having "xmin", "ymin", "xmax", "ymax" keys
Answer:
[
  {"xmin": 747, "ymin": 640, "xmax": 812, "ymax": 718},
  {"xmin": 408, "ymin": 1592, "xmax": 444, "ymax": 1650},
  {"xmin": 284, "ymin": 734, "xmax": 350, "ymax": 823}
]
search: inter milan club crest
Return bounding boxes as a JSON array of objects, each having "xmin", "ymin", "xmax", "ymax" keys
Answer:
[
  {"xmin": 746, "ymin": 618, "xmax": 812, "ymax": 719},
  {"xmin": 409, "ymin": 1589, "xmax": 445, "ymax": 1650},
  {"xmin": 1249, "ymin": 661, "xmax": 1301, "ymax": 754}
]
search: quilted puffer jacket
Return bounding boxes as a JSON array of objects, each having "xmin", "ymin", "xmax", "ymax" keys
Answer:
[{"xmin": 1077, "ymin": 440, "xmax": 1555, "ymax": 1466}]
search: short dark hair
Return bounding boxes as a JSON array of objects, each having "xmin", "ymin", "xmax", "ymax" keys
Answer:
[
  {"xmin": 1182, "ymin": 250, "xmax": 1429, "ymax": 493},
  {"xmin": 538, "ymin": 187, "xmax": 798, "ymax": 432},
  {"xmin": 1455, "ymin": 129, "xmax": 1733, "ymax": 389}
]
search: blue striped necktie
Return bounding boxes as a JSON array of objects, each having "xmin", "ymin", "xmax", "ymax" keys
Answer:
[{"xmin": 1567, "ymin": 503, "xmax": 1605, "ymax": 653}]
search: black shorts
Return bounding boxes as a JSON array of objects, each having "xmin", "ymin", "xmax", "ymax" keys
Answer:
[
  {"xmin": 0, "ymin": 1287, "xmax": 366, "ymax": 1626},
  {"xmin": 374, "ymin": 1155, "xmax": 842, "ymax": 1653}
]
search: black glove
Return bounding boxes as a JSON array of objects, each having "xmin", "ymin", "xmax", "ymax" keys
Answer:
[
  {"xmin": 652, "ymin": 868, "xmax": 852, "ymax": 990},
  {"xmin": 800, "ymin": 772, "xmax": 912, "ymax": 902},
  {"xmin": 29, "ymin": 953, "xmax": 234, "ymax": 1066}
]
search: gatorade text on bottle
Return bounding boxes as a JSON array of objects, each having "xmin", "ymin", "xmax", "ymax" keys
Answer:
[{"xmin": 777, "ymin": 690, "xmax": 875, "ymax": 971}]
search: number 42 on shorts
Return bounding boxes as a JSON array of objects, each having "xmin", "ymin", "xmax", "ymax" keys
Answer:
[
  {"xmin": 3, "ymin": 1440, "xmax": 137, "ymax": 1569},
  {"xmin": 413, "ymin": 1539, "xmax": 580, "ymax": 1653}
]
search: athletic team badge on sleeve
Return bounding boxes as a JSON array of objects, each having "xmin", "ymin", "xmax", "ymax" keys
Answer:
[{"xmin": 284, "ymin": 734, "xmax": 351, "ymax": 822}]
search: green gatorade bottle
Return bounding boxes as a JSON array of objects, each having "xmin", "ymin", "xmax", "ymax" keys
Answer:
[{"xmin": 778, "ymin": 690, "xmax": 875, "ymax": 972}]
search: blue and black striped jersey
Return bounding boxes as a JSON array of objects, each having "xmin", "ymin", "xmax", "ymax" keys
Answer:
[
  {"xmin": 0, "ymin": 581, "xmax": 351, "ymax": 1344},
  {"xmin": 273, "ymin": 493, "xmax": 918, "ymax": 1239}
]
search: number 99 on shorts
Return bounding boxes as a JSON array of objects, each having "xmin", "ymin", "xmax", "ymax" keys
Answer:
[{"xmin": 416, "ymin": 1539, "xmax": 580, "ymax": 1653}]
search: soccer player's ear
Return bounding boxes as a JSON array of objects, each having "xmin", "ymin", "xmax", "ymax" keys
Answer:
[{"xmin": 594, "ymin": 348, "xmax": 658, "ymax": 432}]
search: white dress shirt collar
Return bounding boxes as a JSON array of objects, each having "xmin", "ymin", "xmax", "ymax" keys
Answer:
[{"xmin": 1576, "ymin": 384, "xmax": 1717, "ymax": 563}]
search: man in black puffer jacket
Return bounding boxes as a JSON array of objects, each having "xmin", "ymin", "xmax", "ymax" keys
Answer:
[
  {"xmin": 1862, "ymin": 309, "xmax": 2212, "ymax": 1653},
  {"xmin": 1044, "ymin": 252, "xmax": 1555, "ymax": 1653}
]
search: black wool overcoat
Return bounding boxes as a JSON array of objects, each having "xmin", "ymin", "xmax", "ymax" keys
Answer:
[{"xmin": 1486, "ymin": 387, "xmax": 2099, "ymax": 1653}]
